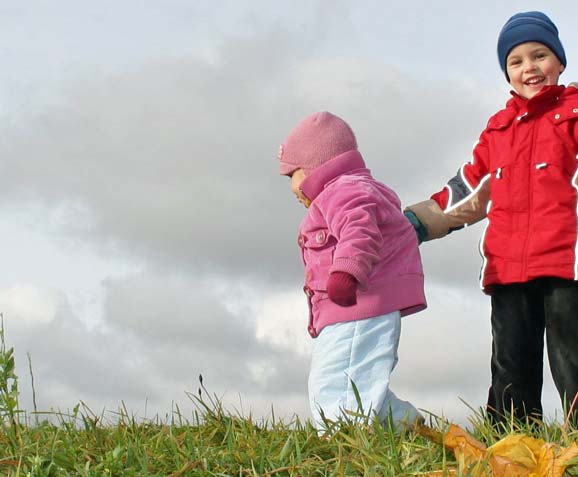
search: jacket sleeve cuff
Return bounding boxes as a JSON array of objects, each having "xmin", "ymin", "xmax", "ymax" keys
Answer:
[
  {"xmin": 405, "ymin": 199, "xmax": 450, "ymax": 241},
  {"xmin": 330, "ymin": 258, "xmax": 369, "ymax": 287}
]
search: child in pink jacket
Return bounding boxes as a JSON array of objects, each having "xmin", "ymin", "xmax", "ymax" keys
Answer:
[{"xmin": 278, "ymin": 111, "xmax": 427, "ymax": 431}]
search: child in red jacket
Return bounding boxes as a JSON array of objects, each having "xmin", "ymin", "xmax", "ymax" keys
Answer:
[{"xmin": 406, "ymin": 11, "xmax": 578, "ymax": 425}]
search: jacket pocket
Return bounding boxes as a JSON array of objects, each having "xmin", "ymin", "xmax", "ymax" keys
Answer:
[
  {"xmin": 489, "ymin": 157, "xmax": 511, "ymax": 210},
  {"xmin": 300, "ymin": 228, "xmax": 336, "ymax": 291}
]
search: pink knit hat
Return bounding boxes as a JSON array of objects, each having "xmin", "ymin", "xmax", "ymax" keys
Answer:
[{"xmin": 278, "ymin": 111, "xmax": 357, "ymax": 175}]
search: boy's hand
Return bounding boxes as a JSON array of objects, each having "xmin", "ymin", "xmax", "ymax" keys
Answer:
[{"xmin": 327, "ymin": 272, "xmax": 357, "ymax": 306}]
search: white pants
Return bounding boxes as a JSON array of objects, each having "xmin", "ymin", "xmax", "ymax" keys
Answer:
[{"xmin": 308, "ymin": 311, "xmax": 420, "ymax": 430}]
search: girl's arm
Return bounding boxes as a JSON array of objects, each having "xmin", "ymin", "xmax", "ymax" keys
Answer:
[{"xmin": 320, "ymin": 182, "xmax": 384, "ymax": 288}]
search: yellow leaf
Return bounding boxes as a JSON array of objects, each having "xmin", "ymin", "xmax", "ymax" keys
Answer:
[
  {"xmin": 443, "ymin": 424, "xmax": 487, "ymax": 462},
  {"xmin": 418, "ymin": 424, "xmax": 578, "ymax": 477},
  {"xmin": 532, "ymin": 442, "xmax": 578, "ymax": 477},
  {"xmin": 488, "ymin": 434, "xmax": 543, "ymax": 469}
]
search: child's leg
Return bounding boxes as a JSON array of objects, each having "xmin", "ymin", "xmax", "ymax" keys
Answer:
[
  {"xmin": 543, "ymin": 278, "xmax": 578, "ymax": 418},
  {"xmin": 308, "ymin": 321, "xmax": 355, "ymax": 426},
  {"xmin": 308, "ymin": 311, "xmax": 418, "ymax": 429},
  {"xmin": 377, "ymin": 388, "xmax": 421, "ymax": 427},
  {"xmin": 487, "ymin": 281, "xmax": 545, "ymax": 423}
]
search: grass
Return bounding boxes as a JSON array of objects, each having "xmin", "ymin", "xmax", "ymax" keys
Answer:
[
  {"xmin": 0, "ymin": 396, "xmax": 450, "ymax": 476},
  {"xmin": 1, "ymin": 317, "xmax": 578, "ymax": 476}
]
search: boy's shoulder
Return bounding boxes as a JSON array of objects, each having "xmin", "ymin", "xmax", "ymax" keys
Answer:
[
  {"xmin": 485, "ymin": 86, "xmax": 578, "ymax": 131},
  {"xmin": 485, "ymin": 103, "xmax": 518, "ymax": 131},
  {"xmin": 560, "ymin": 84, "xmax": 578, "ymax": 102},
  {"xmin": 550, "ymin": 87, "xmax": 578, "ymax": 126}
]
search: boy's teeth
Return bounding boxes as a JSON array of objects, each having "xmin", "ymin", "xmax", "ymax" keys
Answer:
[{"xmin": 526, "ymin": 77, "xmax": 543, "ymax": 85}]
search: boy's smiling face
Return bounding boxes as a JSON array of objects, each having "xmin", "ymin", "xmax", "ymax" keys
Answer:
[{"xmin": 506, "ymin": 42, "xmax": 565, "ymax": 99}]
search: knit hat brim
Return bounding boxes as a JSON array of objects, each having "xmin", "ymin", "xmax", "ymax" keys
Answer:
[{"xmin": 279, "ymin": 161, "xmax": 299, "ymax": 176}]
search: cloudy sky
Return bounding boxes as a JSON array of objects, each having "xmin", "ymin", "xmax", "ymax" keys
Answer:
[{"xmin": 1, "ymin": 0, "xmax": 577, "ymax": 427}]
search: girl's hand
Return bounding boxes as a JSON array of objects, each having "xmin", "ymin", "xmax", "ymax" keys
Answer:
[{"xmin": 327, "ymin": 272, "xmax": 357, "ymax": 306}]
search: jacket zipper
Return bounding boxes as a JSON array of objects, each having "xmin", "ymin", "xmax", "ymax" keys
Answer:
[{"xmin": 521, "ymin": 114, "xmax": 539, "ymax": 280}]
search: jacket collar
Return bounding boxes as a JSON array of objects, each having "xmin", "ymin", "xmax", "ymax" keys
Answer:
[
  {"xmin": 300, "ymin": 150, "xmax": 366, "ymax": 202},
  {"xmin": 509, "ymin": 84, "xmax": 566, "ymax": 112},
  {"xmin": 489, "ymin": 85, "xmax": 576, "ymax": 130}
]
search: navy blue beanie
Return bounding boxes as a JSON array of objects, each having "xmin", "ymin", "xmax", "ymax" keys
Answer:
[{"xmin": 497, "ymin": 11, "xmax": 566, "ymax": 80}]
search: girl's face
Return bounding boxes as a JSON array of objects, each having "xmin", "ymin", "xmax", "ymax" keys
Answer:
[
  {"xmin": 290, "ymin": 168, "xmax": 311, "ymax": 208},
  {"xmin": 506, "ymin": 42, "xmax": 565, "ymax": 99}
]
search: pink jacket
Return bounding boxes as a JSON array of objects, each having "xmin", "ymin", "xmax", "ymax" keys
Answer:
[{"xmin": 298, "ymin": 150, "xmax": 426, "ymax": 338}]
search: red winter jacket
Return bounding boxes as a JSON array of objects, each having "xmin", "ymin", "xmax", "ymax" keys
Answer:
[{"xmin": 408, "ymin": 85, "xmax": 578, "ymax": 292}]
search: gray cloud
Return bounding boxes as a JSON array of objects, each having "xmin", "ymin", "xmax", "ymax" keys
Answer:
[
  {"xmin": 0, "ymin": 19, "xmax": 509, "ymax": 424},
  {"xmin": 3, "ymin": 274, "xmax": 310, "ymax": 421},
  {"xmin": 0, "ymin": 30, "xmax": 499, "ymax": 292},
  {"xmin": 102, "ymin": 273, "xmax": 309, "ymax": 396},
  {"xmin": 3, "ymin": 290, "xmax": 159, "ymax": 414}
]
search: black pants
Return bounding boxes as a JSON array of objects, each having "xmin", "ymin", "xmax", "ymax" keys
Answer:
[{"xmin": 487, "ymin": 277, "xmax": 578, "ymax": 424}]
